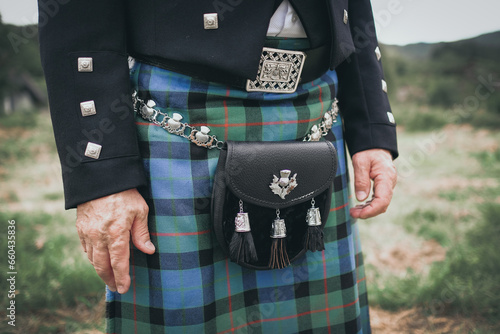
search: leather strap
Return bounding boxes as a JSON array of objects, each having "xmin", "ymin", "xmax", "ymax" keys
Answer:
[{"xmin": 300, "ymin": 44, "xmax": 330, "ymax": 83}]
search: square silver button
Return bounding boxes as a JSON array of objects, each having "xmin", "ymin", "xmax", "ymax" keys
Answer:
[
  {"xmin": 387, "ymin": 112, "xmax": 396, "ymax": 124},
  {"xmin": 204, "ymin": 13, "xmax": 218, "ymax": 30},
  {"xmin": 382, "ymin": 79, "xmax": 388, "ymax": 93},
  {"xmin": 78, "ymin": 57, "xmax": 93, "ymax": 72},
  {"xmin": 84, "ymin": 142, "xmax": 102, "ymax": 159},
  {"xmin": 80, "ymin": 100, "xmax": 97, "ymax": 117},
  {"xmin": 375, "ymin": 46, "xmax": 382, "ymax": 61}
]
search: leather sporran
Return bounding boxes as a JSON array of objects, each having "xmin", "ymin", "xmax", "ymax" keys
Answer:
[{"xmin": 212, "ymin": 140, "xmax": 337, "ymax": 270}]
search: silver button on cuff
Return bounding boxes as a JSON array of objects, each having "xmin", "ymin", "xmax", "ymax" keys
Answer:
[
  {"xmin": 84, "ymin": 142, "xmax": 102, "ymax": 159},
  {"xmin": 78, "ymin": 57, "xmax": 93, "ymax": 72},
  {"xmin": 387, "ymin": 112, "xmax": 396, "ymax": 124},
  {"xmin": 382, "ymin": 79, "xmax": 388, "ymax": 93},
  {"xmin": 343, "ymin": 10, "xmax": 348, "ymax": 24},
  {"xmin": 204, "ymin": 13, "xmax": 218, "ymax": 30},
  {"xmin": 80, "ymin": 100, "xmax": 97, "ymax": 117},
  {"xmin": 375, "ymin": 46, "xmax": 382, "ymax": 61}
]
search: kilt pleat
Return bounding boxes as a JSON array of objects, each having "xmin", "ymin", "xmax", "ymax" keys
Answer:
[{"xmin": 106, "ymin": 46, "xmax": 371, "ymax": 333}]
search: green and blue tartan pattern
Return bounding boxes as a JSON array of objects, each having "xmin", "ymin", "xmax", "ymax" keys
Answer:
[{"xmin": 106, "ymin": 43, "xmax": 370, "ymax": 333}]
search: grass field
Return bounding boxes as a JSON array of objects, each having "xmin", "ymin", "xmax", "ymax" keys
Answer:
[
  {"xmin": 0, "ymin": 107, "xmax": 499, "ymax": 333},
  {"xmin": 365, "ymin": 123, "xmax": 500, "ymax": 333}
]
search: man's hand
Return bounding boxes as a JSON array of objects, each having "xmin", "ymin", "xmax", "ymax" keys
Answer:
[
  {"xmin": 350, "ymin": 149, "xmax": 397, "ymax": 219},
  {"xmin": 76, "ymin": 188, "xmax": 155, "ymax": 294}
]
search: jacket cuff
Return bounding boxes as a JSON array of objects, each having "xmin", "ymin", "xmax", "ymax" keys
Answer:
[
  {"xmin": 345, "ymin": 123, "xmax": 399, "ymax": 159},
  {"xmin": 63, "ymin": 155, "xmax": 147, "ymax": 209}
]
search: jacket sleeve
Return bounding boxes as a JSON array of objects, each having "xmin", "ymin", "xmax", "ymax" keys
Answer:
[
  {"xmin": 336, "ymin": 0, "xmax": 399, "ymax": 159},
  {"xmin": 38, "ymin": 0, "xmax": 147, "ymax": 209}
]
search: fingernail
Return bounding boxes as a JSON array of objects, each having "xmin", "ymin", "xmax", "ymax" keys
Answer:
[
  {"xmin": 145, "ymin": 240, "xmax": 155, "ymax": 252},
  {"xmin": 117, "ymin": 285, "xmax": 125, "ymax": 294},
  {"xmin": 356, "ymin": 191, "xmax": 367, "ymax": 201},
  {"xmin": 108, "ymin": 285, "xmax": 117, "ymax": 292}
]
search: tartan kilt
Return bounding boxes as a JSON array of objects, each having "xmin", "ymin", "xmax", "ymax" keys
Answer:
[{"xmin": 106, "ymin": 45, "xmax": 371, "ymax": 333}]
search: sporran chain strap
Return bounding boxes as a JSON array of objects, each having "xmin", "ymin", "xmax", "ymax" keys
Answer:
[{"xmin": 132, "ymin": 91, "xmax": 339, "ymax": 149}]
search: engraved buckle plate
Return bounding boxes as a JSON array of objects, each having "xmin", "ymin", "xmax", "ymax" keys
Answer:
[{"xmin": 246, "ymin": 47, "xmax": 306, "ymax": 94}]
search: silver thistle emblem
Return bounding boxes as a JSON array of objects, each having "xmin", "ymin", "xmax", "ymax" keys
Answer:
[{"xmin": 269, "ymin": 169, "xmax": 298, "ymax": 199}]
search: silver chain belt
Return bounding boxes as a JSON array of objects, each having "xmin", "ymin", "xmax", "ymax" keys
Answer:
[{"xmin": 132, "ymin": 91, "xmax": 339, "ymax": 150}]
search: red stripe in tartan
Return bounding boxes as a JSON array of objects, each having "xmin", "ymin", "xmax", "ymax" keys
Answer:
[
  {"xmin": 191, "ymin": 115, "xmax": 324, "ymax": 127},
  {"xmin": 218, "ymin": 297, "xmax": 361, "ymax": 334},
  {"xmin": 225, "ymin": 259, "xmax": 235, "ymax": 329},
  {"xmin": 322, "ymin": 250, "xmax": 332, "ymax": 333},
  {"xmin": 136, "ymin": 122, "xmax": 155, "ymax": 126},
  {"xmin": 135, "ymin": 113, "xmax": 324, "ymax": 128},
  {"xmin": 330, "ymin": 202, "xmax": 350, "ymax": 212},
  {"xmin": 312, "ymin": 80, "xmax": 325, "ymax": 114},
  {"xmin": 151, "ymin": 230, "xmax": 211, "ymax": 237}
]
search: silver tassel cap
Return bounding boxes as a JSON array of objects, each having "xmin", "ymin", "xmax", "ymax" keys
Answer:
[
  {"xmin": 235, "ymin": 212, "xmax": 251, "ymax": 233},
  {"xmin": 270, "ymin": 218, "xmax": 287, "ymax": 239},
  {"xmin": 306, "ymin": 207, "xmax": 322, "ymax": 227}
]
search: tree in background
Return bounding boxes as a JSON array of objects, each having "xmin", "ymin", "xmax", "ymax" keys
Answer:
[
  {"xmin": 0, "ymin": 13, "xmax": 46, "ymax": 115},
  {"xmin": 0, "ymin": 13, "xmax": 10, "ymax": 114}
]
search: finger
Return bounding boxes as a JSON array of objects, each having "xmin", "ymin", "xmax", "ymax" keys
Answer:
[
  {"xmin": 350, "ymin": 174, "xmax": 393, "ymax": 219},
  {"xmin": 350, "ymin": 196, "xmax": 389, "ymax": 219},
  {"xmin": 92, "ymin": 242, "xmax": 117, "ymax": 292},
  {"xmin": 352, "ymin": 155, "xmax": 372, "ymax": 201},
  {"xmin": 108, "ymin": 232, "xmax": 132, "ymax": 294},
  {"xmin": 130, "ymin": 207, "xmax": 155, "ymax": 255},
  {"xmin": 350, "ymin": 203, "xmax": 369, "ymax": 219}
]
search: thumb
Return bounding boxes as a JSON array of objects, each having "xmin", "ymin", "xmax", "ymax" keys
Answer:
[
  {"xmin": 130, "ymin": 213, "xmax": 155, "ymax": 254},
  {"xmin": 353, "ymin": 154, "xmax": 371, "ymax": 201}
]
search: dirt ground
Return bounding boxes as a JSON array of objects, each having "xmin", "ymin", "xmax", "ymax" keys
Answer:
[
  {"xmin": 370, "ymin": 307, "xmax": 482, "ymax": 334},
  {"xmin": 25, "ymin": 298, "xmax": 485, "ymax": 334},
  {"xmin": 23, "ymin": 296, "xmax": 483, "ymax": 334}
]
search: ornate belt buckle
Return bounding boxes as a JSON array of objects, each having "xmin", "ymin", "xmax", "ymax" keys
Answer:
[{"xmin": 246, "ymin": 47, "xmax": 306, "ymax": 94}]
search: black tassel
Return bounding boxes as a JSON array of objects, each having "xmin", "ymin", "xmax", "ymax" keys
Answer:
[
  {"xmin": 268, "ymin": 238, "xmax": 290, "ymax": 269},
  {"xmin": 229, "ymin": 229, "xmax": 258, "ymax": 263},
  {"xmin": 268, "ymin": 217, "xmax": 290, "ymax": 269},
  {"xmin": 304, "ymin": 225, "xmax": 325, "ymax": 252},
  {"xmin": 229, "ymin": 203, "xmax": 258, "ymax": 264},
  {"xmin": 304, "ymin": 200, "xmax": 325, "ymax": 252}
]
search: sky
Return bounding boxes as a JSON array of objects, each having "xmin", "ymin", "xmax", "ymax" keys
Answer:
[
  {"xmin": 370, "ymin": 0, "xmax": 500, "ymax": 45},
  {"xmin": 1, "ymin": 0, "xmax": 500, "ymax": 45}
]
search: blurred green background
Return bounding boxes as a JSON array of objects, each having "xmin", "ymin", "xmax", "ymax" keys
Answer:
[{"xmin": 1, "ymin": 12, "xmax": 500, "ymax": 334}]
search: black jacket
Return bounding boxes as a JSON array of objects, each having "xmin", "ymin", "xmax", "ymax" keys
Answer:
[{"xmin": 38, "ymin": 0, "xmax": 398, "ymax": 209}]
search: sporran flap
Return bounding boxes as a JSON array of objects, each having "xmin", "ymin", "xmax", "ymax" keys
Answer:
[{"xmin": 224, "ymin": 141, "xmax": 337, "ymax": 209}]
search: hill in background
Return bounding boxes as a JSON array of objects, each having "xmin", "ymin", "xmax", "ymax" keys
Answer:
[
  {"xmin": 380, "ymin": 31, "xmax": 500, "ymax": 129},
  {"xmin": 384, "ymin": 31, "xmax": 500, "ymax": 60}
]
